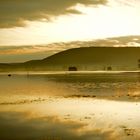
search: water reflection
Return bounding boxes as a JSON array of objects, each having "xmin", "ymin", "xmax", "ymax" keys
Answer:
[
  {"xmin": 0, "ymin": 112, "xmax": 116, "ymax": 140},
  {"xmin": 0, "ymin": 99, "xmax": 140, "ymax": 140},
  {"xmin": 0, "ymin": 73, "xmax": 140, "ymax": 140}
]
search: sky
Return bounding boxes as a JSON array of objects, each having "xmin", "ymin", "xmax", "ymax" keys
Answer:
[{"xmin": 0, "ymin": 0, "xmax": 140, "ymax": 62}]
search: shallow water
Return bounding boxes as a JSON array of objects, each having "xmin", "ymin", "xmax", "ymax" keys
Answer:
[{"xmin": 0, "ymin": 73, "xmax": 140, "ymax": 140}]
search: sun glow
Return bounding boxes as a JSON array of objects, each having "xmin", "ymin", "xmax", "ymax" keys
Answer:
[{"xmin": 0, "ymin": 0, "xmax": 140, "ymax": 46}]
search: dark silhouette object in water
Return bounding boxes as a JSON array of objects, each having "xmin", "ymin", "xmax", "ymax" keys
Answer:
[
  {"xmin": 107, "ymin": 66, "xmax": 112, "ymax": 71},
  {"xmin": 68, "ymin": 66, "xmax": 77, "ymax": 71},
  {"xmin": 8, "ymin": 74, "xmax": 11, "ymax": 77}
]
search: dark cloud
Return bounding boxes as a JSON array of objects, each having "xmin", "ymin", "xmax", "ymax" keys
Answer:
[{"xmin": 0, "ymin": 0, "xmax": 107, "ymax": 28}]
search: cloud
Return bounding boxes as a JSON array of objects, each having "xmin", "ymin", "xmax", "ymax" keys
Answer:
[
  {"xmin": 0, "ymin": 0, "xmax": 107, "ymax": 28},
  {"xmin": 114, "ymin": 0, "xmax": 140, "ymax": 7},
  {"xmin": 0, "ymin": 44, "xmax": 65, "ymax": 55},
  {"xmin": 1, "ymin": 35, "xmax": 139, "ymax": 55},
  {"xmin": 67, "ymin": 35, "xmax": 140, "ymax": 47}
]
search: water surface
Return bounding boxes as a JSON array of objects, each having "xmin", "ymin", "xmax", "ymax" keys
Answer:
[{"xmin": 0, "ymin": 72, "xmax": 140, "ymax": 140}]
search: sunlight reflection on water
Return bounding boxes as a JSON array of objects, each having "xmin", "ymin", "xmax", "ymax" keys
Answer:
[{"xmin": 0, "ymin": 73, "xmax": 140, "ymax": 140}]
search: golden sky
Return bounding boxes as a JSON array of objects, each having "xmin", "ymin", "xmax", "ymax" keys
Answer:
[{"xmin": 0, "ymin": 0, "xmax": 140, "ymax": 62}]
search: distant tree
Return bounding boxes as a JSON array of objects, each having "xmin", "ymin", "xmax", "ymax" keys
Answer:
[{"xmin": 107, "ymin": 66, "xmax": 112, "ymax": 71}]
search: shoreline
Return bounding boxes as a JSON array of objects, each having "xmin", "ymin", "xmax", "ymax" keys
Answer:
[{"xmin": 0, "ymin": 70, "xmax": 140, "ymax": 75}]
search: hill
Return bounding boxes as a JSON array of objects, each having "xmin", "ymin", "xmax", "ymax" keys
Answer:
[{"xmin": 0, "ymin": 47, "xmax": 140, "ymax": 71}]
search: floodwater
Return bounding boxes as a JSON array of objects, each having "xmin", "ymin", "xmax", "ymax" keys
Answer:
[{"xmin": 0, "ymin": 72, "xmax": 140, "ymax": 140}]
